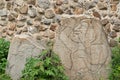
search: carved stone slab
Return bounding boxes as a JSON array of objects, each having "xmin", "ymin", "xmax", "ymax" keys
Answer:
[
  {"xmin": 53, "ymin": 16, "xmax": 111, "ymax": 80},
  {"xmin": 6, "ymin": 35, "xmax": 45, "ymax": 80}
]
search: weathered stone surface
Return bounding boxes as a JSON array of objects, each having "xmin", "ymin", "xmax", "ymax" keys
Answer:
[
  {"xmin": 42, "ymin": 18, "xmax": 53, "ymax": 25},
  {"xmin": 111, "ymin": 4, "xmax": 117, "ymax": 11},
  {"xmin": 17, "ymin": 21, "xmax": 25, "ymax": 27},
  {"xmin": 22, "ymin": 27, "xmax": 28, "ymax": 32},
  {"xmin": 15, "ymin": 0, "xmax": 24, "ymax": 6},
  {"xmin": 104, "ymin": 23, "xmax": 111, "ymax": 35},
  {"xmin": 84, "ymin": 1, "xmax": 96, "ymax": 10},
  {"xmin": 0, "ymin": 21, "xmax": 7, "ymax": 26},
  {"xmin": 20, "ymin": 5, "xmax": 28, "ymax": 14},
  {"xmin": 92, "ymin": 11, "xmax": 101, "ymax": 19},
  {"xmin": 6, "ymin": 31, "xmax": 14, "ymax": 36},
  {"xmin": 0, "ymin": 0, "xmax": 5, "ymax": 9},
  {"xmin": 17, "ymin": 15, "xmax": 27, "ymax": 21},
  {"xmin": 56, "ymin": 0, "xmax": 63, "ymax": 6},
  {"xmin": 101, "ymin": 19, "xmax": 109, "ymax": 26},
  {"xmin": 39, "ymin": 25, "xmax": 48, "ymax": 31},
  {"xmin": 49, "ymin": 30, "xmax": 55, "ymax": 39},
  {"xmin": 6, "ymin": 2, "xmax": 13, "ymax": 10},
  {"xmin": 28, "ymin": 26, "xmax": 38, "ymax": 34},
  {"xmin": 54, "ymin": 16, "xmax": 111, "ymax": 80},
  {"xmin": 110, "ymin": 31, "xmax": 117, "ymax": 38},
  {"xmin": 28, "ymin": 7, "xmax": 37, "ymax": 18},
  {"xmin": 97, "ymin": 2, "xmax": 107, "ymax": 10},
  {"xmin": 8, "ymin": 14, "xmax": 15, "ymax": 21},
  {"xmin": 0, "ymin": 10, "xmax": 8, "ymax": 16},
  {"xmin": 74, "ymin": 7, "xmax": 84, "ymax": 15},
  {"xmin": 27, "ymin": 20, "xmax": 33, "ymax": 25},
  {"xmin": 50, "ymin": 23, "xmax": 58, "ymax": 31},
  {"xmin": 8, "ymin": 23, "xmax": 16, "ymax": 31},
  {"xmin": 45, "ymin": 9, "xmax": 55, "ymax": 19},
  {"xmin": 6, "ymin": 35, "xmax": 45, "ymax": 80},
  {"xmin": 54, "ymin": 7, "xmax": 64, "ymax": 14},
  {"xmin": 37, "ymin": 0, "xmax": 50, "ymax": 9},
  {"xmin": 27, "ymin": 0, "xmax": 36, "ymax": 5},
  {"xmin": 113, "ymin": 25, "xmax": 120, "ymax": 32},
  {"xmin": 109, "ymin": 39, "xmax": 118, "ymax": 47}
]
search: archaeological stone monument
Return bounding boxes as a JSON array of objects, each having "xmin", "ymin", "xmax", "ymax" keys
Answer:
[
  {"xmin": 6, "ymin": 34, "xmax": 45, "ymax": 80},
  {"xmin": 53, "ymin": 15, "xmax": 111, "ymax": 80}
]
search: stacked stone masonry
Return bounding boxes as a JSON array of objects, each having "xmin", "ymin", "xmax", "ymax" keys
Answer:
[{"xmin": 0, "ymin": 0, "xmax": 120, "ymax": 46}]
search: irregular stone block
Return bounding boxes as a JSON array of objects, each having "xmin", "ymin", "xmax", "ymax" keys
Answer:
[
  {"xmin": 37, "ymin": 0, "xmax": 50, "ymax": 9},
  {"xmin": 0, "ymin": 0, "xmax": 5, "ymax": 9},
  {"xmin": 6, "ymin": 35, "xmax": 45, "ymax": 80},
  {"xmin": 45, "ymin": 9, "xmax": 55, "ymax": 19},
  {"xmin": 53, "ymin": 15, "xmax": 111, "ymax": 80},
  {"xmin": 20, "ymin": 5, "xmax": 28, "ymax": 14},
  {"xmin": 15, "ymin": 0, "xmax": 24, "ymax": 6},
  {"xmin": 27, "ymin": 0, "xmax": 36, "ymax": 5},
  {"xmin": 28, "ymin": 7, "xmax": 37, "ymax": 18},
  {"xmin": 0, "ymin": 10, "xmax": 8, "ymax": 16}
]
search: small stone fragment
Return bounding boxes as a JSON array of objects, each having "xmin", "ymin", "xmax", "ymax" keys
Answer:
[
  {"xmin": 54, "ymin": 7, "xmax": 63, "ymax": 14},
  {"xmin": 109, "ymin": 39, "xmax": 118, "ymax": 47},
  {"xmin": 45, "ymin": 9, "xmax": 55, "ymax": 19},
  {"xmin": 0, "ymin": 21, "xmax": 7, "ymax": 26},
  {"xmin": 6, "ymin": 2, "xmax": 12, "ymax": 10},
  {"xmin": 42, "ymin": 18, "xmax": 52, "ymax": 25},
  {"xmin": 22, "ymin": 27, "xmax": 28, "ymax": 32},
  {"xmin": 104, "ymin": 23, "xmax": 111, "ymax": 34},
  {"xmin": 111, "ymin": 4, "xmax": 117, "ymax": 11},
  {"xmin": 37, "ymin": 0, "xmax": 50, "ymax": 9},
  {"xmin": 27, "ymin": 20, "xmax": 33, "ymax": 25},
  {"xmin": 0, "ymin": 10, "xmax": 8, "ymax": 17},
  {"xmin": 0, "ymin": 0, "xmax": 5, "ymax": 9},
  {"xmin": 15, "ymin": 0, "xmax": 24, "ymax": 6},
  {"xmin": 113, "ymin": 25, "xmax": 120, "ymax": 32},
  {"xmin": 6, "ymin": 31, "xmax": 14, "ymax": 36},
  {"xmin": 39, "ymin": 25, "xmax": 48, "ymax": 31},
  {"xmin": 73, "ymin": 0, "xmax": 78, "ymax": 2},
  {"xmin": 74, "ymin": 7, "xmax": 84, "ymax": 15},
  {"xmin": 49, "ymin": 30, "xmax": 55, "ymax": 39},
  {"xmin": 17, "ymin": 22, "xmax": 25, "ymax": 28},
  {"xmin": 101, "ymin": 19, "xmax": 109, "ymax": 26},
  {"xmin": 2, "ymin": 33, "xmax": 6, "ymax": 38},
  {"xmin": 20, "ymin": 5, "xmax": 28, "ymax": 14},
  {"xmin": 17, "ymin": 15, "xmax": 27, "ymax": 21},
  {"xmin": 8, "ymin": 14, "xmax": 15, "ymax": 21},
  {"xmin": 56, "ymin": 0, "xmax": 63, "ymax": 6},
  {"xmin": 28, "ymin": 26, "xmax": 38, "ymax": 34},
  {"xmin": 28, "ymin": 7, "xmax": 37, "ymax": 18},
  {"xmin": 93, "ymin": 10, "xmax": 101, "ymax": 19},
  {"xmin": 9, "ymin": 23, "xmax": 16, "ymax": 31},
  {"xmin": 50, "ymin": 23, "xmax": 58, "ymax": 31},
  {"xmin": 84, "ymin": 1, "xmax": 96, "ymax": 10},
  {"xmin": 27, "ymin": 0, "xmax": 36, "ymax": 5},
  {"xmin": 16, "ymin": 29, "xmax": 22, "ymax": 34},
  {"xmin": 1, "ymin": 16, "xmax": 6, "ymax": 20},
  {"xmin": 110, "ymin": 31, "xmax": 117, "ymax": 38},
  {"xmin": 97, "ymin": 2, "xmax": 107, "ymax": 10}
]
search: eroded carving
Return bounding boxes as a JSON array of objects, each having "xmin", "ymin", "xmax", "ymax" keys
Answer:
[{"xmin": 54, "ymin": 17, "xmax": 111, "ymax": 80}]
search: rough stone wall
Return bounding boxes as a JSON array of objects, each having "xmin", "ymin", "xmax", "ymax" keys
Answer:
[{"xmin": 0, "ymin": 0, "xmax": 119, "ymax": 46}]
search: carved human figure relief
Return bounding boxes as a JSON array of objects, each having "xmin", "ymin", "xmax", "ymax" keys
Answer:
[{"xmin": 54, "ymin": 16, "xmax": 111, "ymax": 80}]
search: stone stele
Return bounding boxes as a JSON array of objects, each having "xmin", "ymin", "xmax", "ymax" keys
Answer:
[
  {"xmin": 53, "ymin": 15, "xmax": 111, "ymax": 80},
  {"xmin": 6, "ymin": 34, "xmax": 45, "ymax": 80}
]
